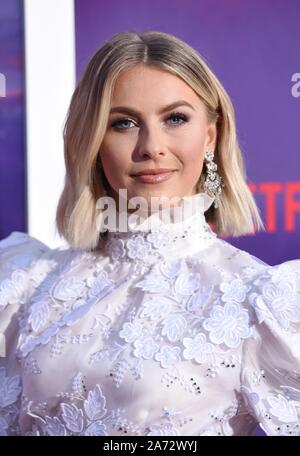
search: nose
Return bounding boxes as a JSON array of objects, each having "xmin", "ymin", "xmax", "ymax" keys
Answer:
[{"xmin": 135, "ymin": 123, "xmax": 167, "ymax": 160}]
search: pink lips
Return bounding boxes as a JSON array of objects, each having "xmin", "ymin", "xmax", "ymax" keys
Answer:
[{"xmin": 131, "ymin": 168, "xmax": 177, "ymax": 184}]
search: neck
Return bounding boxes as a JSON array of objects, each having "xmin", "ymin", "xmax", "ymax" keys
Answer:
[{"xmin": 98, "ymin": 191, "xmax": 217, "ymax": 269}]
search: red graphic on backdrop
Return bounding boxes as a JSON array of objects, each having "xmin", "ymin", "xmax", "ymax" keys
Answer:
[{"xmin": 249, "ymin": 182, "xmax": 300, "ymax": 232}]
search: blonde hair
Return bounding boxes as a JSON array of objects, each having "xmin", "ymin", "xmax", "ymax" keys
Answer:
[{"xmin": 56, "ymin": 30, "xmax": 265, "ymax": 250}]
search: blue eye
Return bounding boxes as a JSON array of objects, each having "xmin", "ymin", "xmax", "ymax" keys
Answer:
[
  {"xmin": 111, "ymin": 118, "xmax": 136, "ymax": 130},
  {"xmin": 111, "ymin": 111, "xmax": 189, "ymax": 131},
  {"xmin": 167, "ymin": 112, "xmax": 188, "ymax": 127}
]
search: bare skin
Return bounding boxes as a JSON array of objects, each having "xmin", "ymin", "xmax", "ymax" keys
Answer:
[{"xmin": 99, "ymin": 64, "xmax": 217, "ymax": 214}]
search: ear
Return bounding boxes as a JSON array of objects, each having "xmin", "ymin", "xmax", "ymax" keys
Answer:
[{"xmin": 204, "ymin": 122, "xmax": 217, "ymax": 151}]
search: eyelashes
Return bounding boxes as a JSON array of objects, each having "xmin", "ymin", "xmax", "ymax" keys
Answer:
[{"xmin": 111, "ymin": 111, "xmax": 189, "ymax": 131}]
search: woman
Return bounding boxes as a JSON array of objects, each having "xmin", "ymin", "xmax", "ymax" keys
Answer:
[{"xmin": 0, "ymin": 30, "xmax": 299, "ymax": 436}]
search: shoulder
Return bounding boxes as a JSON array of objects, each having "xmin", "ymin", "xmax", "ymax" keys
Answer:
[
  {"xmin": 0, "ymin": 231, "xmax": 50, "ymax": 274},
  {"xmin": 244, "ymin": 258, "xmax": 300, "ymax": 330},
  {"xmin": 198, "ymin": 236, "xmax": 269, "ymax": 282},
  {"xmin": 218, "ymin": 246, "xmax": 300, "ymax": 332},
  {"xmin": 0, "ymin": 231, "xmax": 75, "ymax": 311},
  {"xmin": 0, "ymin": 232, "xmax": 76, "ymax": 357},
  {"xmin": 0, "ymin": 230, "xmax": 75, "ymax": 268},
  {"xmin": 238, "ymin": 258, "xmax": 300, "ymax": 435}
]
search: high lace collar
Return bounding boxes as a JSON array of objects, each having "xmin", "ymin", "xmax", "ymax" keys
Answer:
[{"xmin": 101, "ymin": 192, "xmax": 217, "ymax": 268}]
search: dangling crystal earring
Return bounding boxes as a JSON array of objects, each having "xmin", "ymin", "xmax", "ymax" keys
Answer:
[{"xmin": 203, "ymin": 151, "xmax": 224, "ymax": 209}]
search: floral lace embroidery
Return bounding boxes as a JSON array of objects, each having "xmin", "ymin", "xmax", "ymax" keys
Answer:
[
  {"xmin": 0, "ymin": 270, "xmax": 29, "ymax": 311},
  {"xmin": 241, "ymin": 356, "xmax": 300, "ymax": 436},
  {"xmin": 24, "ymin": 372, "xmax": 144, "ymax": 436},
  {"xmin": 0, "ymin": 367, "xmax": 22, "ymax": 436},
  {"xmin": 115, "ymin": 257, "xmax": 252, "ymax": 373},
  {"xmin": 203, "ymin": 302, "xmax": 252, "ymax": 349},
  {"xmin": 248, "ymin": 263, "xmax": 300, "ymax": 329},
  {"xmin": 1, "ymin": 219, "xmax": 300, "ymax": 436},
  {"xmin": 104, "ymin": 221, "xmax": 217, "ymax": 266},
  {"xmin": 182, "ymin": 333, "xmax": 214, "ymax": 363},
  {"xmin": 23, "ymin": 371, "xmax": 198, "ymax": 436},
  {"xmin": 17, "ymin": 267, "xmax": 116, "ymax": 358}
]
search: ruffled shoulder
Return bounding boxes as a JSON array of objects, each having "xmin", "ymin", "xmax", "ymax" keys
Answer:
[
  {"xmin": 0, "ymin": 232, "xmax": 75, "ymax": 358},
  {"xmin": 246, "ymin": 259, "xmax": 300, "ymax": 329},
  {"xmin": 0, "ymin": 231, "xmax": 50, "ymax": 277},
  {"xmin": 240, "ymin": 259, "xmax": 300, "ymax": 435}
]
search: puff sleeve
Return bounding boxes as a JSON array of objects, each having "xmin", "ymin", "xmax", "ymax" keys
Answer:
[
  {"xmin": 0, "ymin": 231, "xmax": 51, "ymax": 435},
  {"xmin": 0, "ymin": 231, "xmax": 50, "ymax": 274},
  {"xmin": 240, "ymin": 260, "xmax": 300, "ymax": 436},
  {"xmin": 0, "ymin": 232, "xmax": 52, "ymax": 349}
]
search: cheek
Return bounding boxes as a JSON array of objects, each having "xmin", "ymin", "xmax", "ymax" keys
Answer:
[
  {"xmin": 187, "ymin": 128, "xmax": 207, "ymax": 149},
  {"xmin": 181, "ymin": 155, "xmax": 204, "ymax": 179},
  {"xmin": 177, "ymin": 137, "xmax": 205, "ymax": 173},
  {"xmin": 100, "ymin": 134, "xmax": 131, "ymax": 166},
  {"xmin": 100, "ymin": 147, "xmax": 129, "ymax": 185}
]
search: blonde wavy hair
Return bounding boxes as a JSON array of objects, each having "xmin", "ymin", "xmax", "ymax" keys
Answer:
[{"xmin": 56, "ymin": 30, "xmax": 265, "ymax": 251}]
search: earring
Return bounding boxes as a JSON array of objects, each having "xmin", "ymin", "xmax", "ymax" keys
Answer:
[{"xmin": 203, "ymin": 151, "xmax": 224, "ymax": 209}]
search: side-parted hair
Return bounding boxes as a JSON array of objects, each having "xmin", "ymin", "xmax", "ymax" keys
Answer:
[{"xmin": 56, "ymin": 30, "xmax": 265, "ymax": 250}]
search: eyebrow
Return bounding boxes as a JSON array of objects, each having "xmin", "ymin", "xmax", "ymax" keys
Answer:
[{"xmin": 109, "ymin": 100, "xmax": 195, "ymax": 116}]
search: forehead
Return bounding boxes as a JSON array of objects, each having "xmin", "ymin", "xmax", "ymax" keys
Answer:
[{"xmin": 111, "ymin": 65, "xmax": 203, "ymax": 108}]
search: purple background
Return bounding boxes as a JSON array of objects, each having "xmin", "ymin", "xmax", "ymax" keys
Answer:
[
  {"xmin": 0, "ymin": 0, "xmax": 26, "ymax": 238},
  {"xmin": 75, "ymin": 0, "xmax": 300, "ymax": 267}
]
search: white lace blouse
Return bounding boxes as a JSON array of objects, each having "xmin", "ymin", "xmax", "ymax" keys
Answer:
[{"xmin": 0, "ymin": 192, "xmax": 300, "ymax": 436}]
